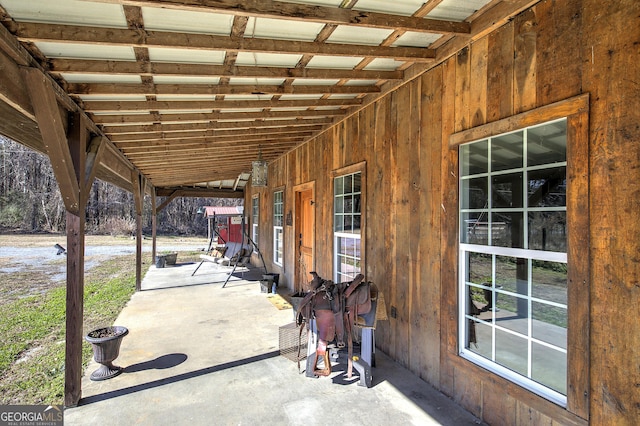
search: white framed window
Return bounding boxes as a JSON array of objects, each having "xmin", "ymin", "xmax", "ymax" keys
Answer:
[
  {"xmin": 459, "ymin": 119, "xmax": 569, "ymax": 406},
  {"xmin": 251, "ymin": 195, "xmax": 259, "ymax": 251},
  {"xmin": 334, "ymin": 171, "xmax": 362, "ymax": 283},
  {"xmin": 273, "ymin": 190, "xmax": 283, "ymax": 266}
]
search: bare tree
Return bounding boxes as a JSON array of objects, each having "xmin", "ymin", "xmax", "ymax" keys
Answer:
[{"xmin": 0, "ymin": 136, "xmax": 240, "ymax": 235}]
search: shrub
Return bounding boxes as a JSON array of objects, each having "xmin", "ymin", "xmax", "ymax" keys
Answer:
[{"xmin": 102, "ymin": 217, "xmax": 136, "ymax": 237}]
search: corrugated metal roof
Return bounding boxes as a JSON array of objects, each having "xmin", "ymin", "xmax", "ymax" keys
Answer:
[
  {"xmin": 0, "ymin": 0, "xmax": 502, "ymax": 195},
  {"xmin": 204, "ymin": 206, "xmax": 245, "ymax": 217}
]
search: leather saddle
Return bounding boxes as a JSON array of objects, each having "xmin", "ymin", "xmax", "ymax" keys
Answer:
[{"xmin": 296, "ymin": 272, "xmax": 373, "ymax": 378}]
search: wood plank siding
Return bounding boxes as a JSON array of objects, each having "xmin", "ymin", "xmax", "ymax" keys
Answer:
[{"xmin": 247, "ymin": 1, "xmax": 640, "ymax": 424}]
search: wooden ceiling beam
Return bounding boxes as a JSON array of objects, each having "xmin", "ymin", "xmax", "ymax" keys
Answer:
[
  {"xmin": 109, "ymin": 127, "xmax": 321, "ymax": 142},
  {"xmin": 142, "ymin": 169, "xmax": 254, "ymax": 182},
  {"xmin": 93, "ymin": 110, "xmax": 341, "ymax": 125},
  {"xmin": 146, "ymin": 162, "xmax": 250, "ymax": 172},
  {"xmin": 131, "ymin": 146, "xmax": 295, "ymax": 160},
  {"xmin": 81, "ymin": 98, "xmax": 361, "ymax": 112},
  {"xmin": 49, "ymin": 59, "xmax": 403, "ymax": 80},
  {"xmin": 122, "ymin": 140, "xmax": 301, "ymax": 152},
  {"xmin": 118, "ymin": 138, "xmax": 306, "ymax": 151},
  {"xmin": 98, "ymin": 142, "xmax": 136, "ymax": 187},
  {"xmin": 67, "ymin": 83, "xmax": 380, "ymax": 96},
  {"xmin": 121, "ymin": 145, "xmax": 295, "ymax": 156},
  {"xmin": 122, "ymin": 141, "xmax": 296, "ymax": 157},
  {"xmin": 86, "ymin": 0, "xmax": 470, "ymax": 35},
  {"xmin": 153, "ymin": 177, "xmax": 245, "ymax": 188},
  {"xmin": 140, "ymin": 167, "xmax": 249, "ymax": 177},
  {"xmin": 102, "ymin": 120, "xmax": 328, "ymax": 134},
  {"xmin": 147, "ymin": 167, "xmax": 249, "ymax": 177},
  {"xmin": 14, "ymin": 23, "xmax": 436, "ymax": 62},
  {"xmin": 146, "ymin": 175, "xmax": 254, "ymax": 188},
  {"xmin": 135, "ymin": 160, "xmax": 292, "ymax": 172},
  {"xmin": 148, "ymin": 166, "xmax": 246, "ymax": 176},
  {"xmin": 154, "ymin": 187, "xmax": 244, "ymax": 198},
  {"xmin": 121, "ymin": 137, "xmax": 304, "ymax": 156}
]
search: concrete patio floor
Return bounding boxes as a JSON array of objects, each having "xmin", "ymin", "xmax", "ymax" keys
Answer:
[{"xmin": 65, "ymin": 261, "xmax": 483, "ymax": 425}]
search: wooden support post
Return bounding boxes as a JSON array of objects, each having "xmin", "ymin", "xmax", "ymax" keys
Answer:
[
  {"xmin": 63, "ymin": 112, "xmax": 87, "ymax": 407},
  {"xmin": 81, "ymin": 135, "xmax": 106, "ymax": 204},
  {"xmin": 22, "ymin": 65, "xmax": 138, "ymax": 407},
  {"xmin": 64, "ymin": 210, "xmax": 85, "ymax": 407},
  {"xmin": 152, "ymin": 189, "xmax": 157, "ymax": 263},
  {"xmin": 22, "ymin": 68, "xmax": 89, "ymax": 407},
  {"xmin": 132, "ymin": 170, "xmax": 143, "ymax": 291},
  {"xmin": 21, "ymin": 67, "xmax": 80, "ymax": 212}
]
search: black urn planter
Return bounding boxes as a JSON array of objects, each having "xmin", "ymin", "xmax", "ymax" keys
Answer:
[{"xmin": 85, "ymin": 326, "xmax": 129, "ymax": 381}]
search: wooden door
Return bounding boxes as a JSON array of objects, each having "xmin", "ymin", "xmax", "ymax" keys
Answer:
[{"xmin": 295, "ymin": 185, "xmax": 314, "ymax": 291}]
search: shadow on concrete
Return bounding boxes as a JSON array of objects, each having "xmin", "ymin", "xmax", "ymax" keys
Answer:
[
  {"xmin": 79, "ymin": 351, "xmax": 280, "ymax": 406},
  {"xmin": 123, "ymin": 353, "xmax": 188, "ymax": 373},
  {"xmin": 141, "ymin": 262, "xmax": 264, "ymax": 291}
]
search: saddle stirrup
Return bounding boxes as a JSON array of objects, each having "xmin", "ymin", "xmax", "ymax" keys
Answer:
[
  {"xmin": 312, "ymin": 340, "xmax": 332, "ymax": 377},
  {"xmin": 312, "ymin": 350, "xmax": 331, "ymax": 376}
]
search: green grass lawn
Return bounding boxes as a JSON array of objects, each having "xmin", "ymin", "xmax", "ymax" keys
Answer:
[{"xmin": 0, "ymin": 254, "xmax": 142, "ymax": 405}]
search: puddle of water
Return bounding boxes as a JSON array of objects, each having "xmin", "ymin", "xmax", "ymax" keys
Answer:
[
  {"xmin": 0, "ymin": 245, "xmax": 203, "ymax": 275},
  {"xmin": 0, "ymin": 266, "xmax": 24, "ymax": 273}
]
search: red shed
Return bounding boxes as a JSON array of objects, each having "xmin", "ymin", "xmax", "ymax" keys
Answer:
[{"xmin": 203, "ymin": 206, "xmax": 245, "ymax": 244}]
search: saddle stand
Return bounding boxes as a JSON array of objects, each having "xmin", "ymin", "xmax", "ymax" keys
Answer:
[{"xmin": 296, "ymin": 272, "xmax": 378, "ymax": 388}]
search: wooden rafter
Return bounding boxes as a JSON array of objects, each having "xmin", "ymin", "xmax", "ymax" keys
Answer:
[
  {"xmin": 49, "ymin": 59, "xmax": 404, "ymax": 80},
  {"xmin": 67, "ymin": 83, "xmax": 380, "ymax": 96},
  {"xmin": 83, "ymin": 0, "xmax": 471, "ymax": 35},
  {"xmin": 13, "ymin": 23, "xmax": 437, "ymax": 62},
  {"xmin": 139, "ymin": 150, "xmax": 283, "ymax": 161},
  {"xmin": 123, "ymin": 139, "xmax": 304, "ymax": 158},
  {"xmin": 119, "ymin": 145, "xmax": 302, "ymax": 159},
  {"xmin": 101, "ymin": 120, "xmax": 328, "ymax": 134},
  {"xmin": 155, "ymin": 187, "xmax": 244, "ymax": 199},
  {"xmin": 92, "ymin": 110, "xmax": 342, "ymax": 125},
  {"xmin": 109, "ymin": 127, "xmax": 322, "ymax": 142},
  {"xmin": 80, "ymin": 97, "xmax": 361, "ymax": 112}
]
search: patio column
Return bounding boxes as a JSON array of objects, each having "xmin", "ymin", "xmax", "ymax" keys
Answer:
[
  {"xmin": 132, "ymin": 171, "xmax": 144, "ymax": 291},
  {"xmin": 152, "ymin": 189, "xmax": 157, "ymax": 263},
  {"xmin": 22, "ymin": 68, "xmax": 103, "ymax": 407}
]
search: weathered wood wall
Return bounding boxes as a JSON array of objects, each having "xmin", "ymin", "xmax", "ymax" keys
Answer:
[
  {"xmin": 247, "ymin": 0, "xmax": 640, "ymax": 424},
  {"xmin": 582, "ymin": 1, "xmax": 640, "ymax": 425}
]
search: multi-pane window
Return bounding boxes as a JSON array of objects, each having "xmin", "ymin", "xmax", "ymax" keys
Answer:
[
  {"xmin": 334, "ymin": 172, "xmax": 361, "ymax": 283},
  {"xmin": 459, "ymin": 119, "xmax": 568, "ymax": 406},
  {"xmin": 251, "ymin": 195, "xmax": 259, "ymax": 251},
  {"xmin": 273, "ymin": 191, "xmax": 284, "ymax": 266}
]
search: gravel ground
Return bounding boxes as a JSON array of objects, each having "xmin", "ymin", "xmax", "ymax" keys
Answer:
[{"xmin": 0, "ymin": 234, "xmax": 207, "ymax": 281}]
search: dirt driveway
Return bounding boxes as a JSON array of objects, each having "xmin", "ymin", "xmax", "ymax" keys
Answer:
[{"xmin": 0, "ymin": 234, "xmax": 207, "ymax": 298}]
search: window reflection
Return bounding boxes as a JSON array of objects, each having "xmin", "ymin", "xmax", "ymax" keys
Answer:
[
  {"xmin": 461, "ymin": 177, "xmax": 488, "ymax": 209},
  {"xmin": 528, "ymin": 212, "xmax": 567, "ymax": 252},
  {"xmin": 496, "ymin": 329, "xmax": 528, "ymax": 376},
  {"xmin": 528, "ymin": 120, "xmax": 567, "ymax": 166},
  {"xmin": 492, "ymin": 132, "xmax": 523, "ymax": 172},
  {"xmin": 492, "ymin": 173, "xmax": 523, "ymax": 208},
  {"xmin": 532, "ymin": 343, "xmax": 567, "ymax": 395},
  {"xmin": 491, "ymin": 212, "xmax": 524, "ymax": 248},
  {"xmin": 528, "ymin": 167, "xmax": 566, "ymax": 207},
  {"xmin": 461, "ymin": 139, "xmax": 488, "ymax": 176}
]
